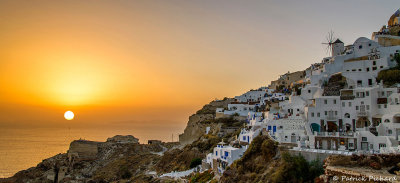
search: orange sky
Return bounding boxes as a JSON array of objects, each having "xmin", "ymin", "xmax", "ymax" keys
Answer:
[{"xmin": 0, "ymin": 1, "xmax": 399, "ymax": 128}]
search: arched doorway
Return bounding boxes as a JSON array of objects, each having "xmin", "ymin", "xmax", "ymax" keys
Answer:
[{"xmin": 356, "ymin": 117, "xmax": 371, "ymax": 128}]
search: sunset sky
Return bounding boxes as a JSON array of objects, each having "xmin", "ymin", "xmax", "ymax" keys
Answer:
[{"xmin": 0, "ymin": 1, "xmax": 399, "ymax": 129}]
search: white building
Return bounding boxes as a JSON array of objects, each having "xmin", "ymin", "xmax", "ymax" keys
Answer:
[{"xmin": 207, "ymin": 141, "xmax": 247, "ymax": 174}]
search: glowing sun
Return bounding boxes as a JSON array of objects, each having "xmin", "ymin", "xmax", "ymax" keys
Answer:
[{"xmin": 64, "ymin": 111, "xmax": 74, "ymax": 120}]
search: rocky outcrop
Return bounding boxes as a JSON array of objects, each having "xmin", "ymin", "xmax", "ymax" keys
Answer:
[
  {"xmin": 322, "ymin": 73, "xmax": 346, "ymax": 96},
  {"xmin": 0, "ymin": 135, "xmax": 170, "ymax": 183},
  {"xmin": 68, "ymin": 140, "xmax": 99, "ymax": 162},
  {"xmin": 319, "ymin": 154, "xmax": 400, "ymax": 182},
  {"xmin": 106, "ymin": 135, "xmax": 139, "ymax": 144},
  {"xmin": 179, "ymin": 98, "xmax": 235, "ymax": 145}
]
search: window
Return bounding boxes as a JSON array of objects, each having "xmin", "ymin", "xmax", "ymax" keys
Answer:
[
  {"xmin": 325, "ymin": 111, "xmax": 328, "ymax": 115},
  {"xmin": 368, "ymin": 43, "xmax": 371, "ymax": 46},
  {"xmin": 366, "ymin": 91, "xmax": 369, "ymax": 96},
  {"xmin": 388, "ymin": 130, "xmax": 392, "ymax": 134},
  {"xmin": 366, "ymin": 68, "xmax": 370, "ymax": 72},
  {"xmin": 216, "ymin": 151, "xmax": 218, "ymax": 156},
  {"xmin": 384, "ymin": 119, "xmax": 390, "ymax": 123},
  {"xmin": 378, "ymin": 104, "xmax": 381, "ymax": 109},
  {"xmin": 317, "ymin": 113, "xmax": 320, "ymax": 117},
  {"xmin": 362, "ymin": 137, "xmax": 367, "ymax": 141},
  {"xmin": 380, "ymin": 66, "xmax": 383, "ymax": 68},
  {"xmin": 225, "ymin": 151, "xmax": 229, "ymax": 157},
  {"xmin": 345, "ymin": 113, "xmax": 350, "ymax": 118},
  {"xmin": 334, "ymin": 100, "xmax": 336, "ymax": 104},
  {"xmin": 366, "ymin": 105, "xmax": 370, "ymax": 110},
  {"xmin": 384, "ymin": 104, "xmax": 387, "ymax": 108},
  {"xmin": 342, "ymin": 102, "xmax": 345, "ymax": 107},
  {"xmin": 359, "ymin": 45, "xmax": 363, "ymax": 49},
  {"xmin": 324, "ymin": 100, "xmax": 327, "ymax": 104},
  {"xmin": 396, "ymin": 98, "xmax": 399, "ymax": 104},
  {"xmin": 335, "ymin": 111, "xmax": 338, "ymax": 115},
  {"xmin": 373, "ymin": 61, "xmax": 376, "ymax": 65},
  {"xmin": 379, "ymin": 144, "xmax": 386, "ymax": 148},
  {"xmin": 308, "ymin": 90, "xmax": 311, "ymax": 93},
  {"xmin": 349, "ymin": 102, "xmax": 352, "ymax": 107},
  {"xmin": 356, "ymin": 106, "xmax": 359, "ymax": 110},
  {"xmin": 349, "ymin": 143, "xmax": 354, "ymax": 147},
  {"xmin": 373, "ymin": 67, "xmax": 377, "ymax": 70},
  {"xmin": 359, "ymin": 69, "xmax": 362, "ymax": 71},
  {"xmin": 311, "ymin": 112, "xmax": 315, "ymax": 117}
]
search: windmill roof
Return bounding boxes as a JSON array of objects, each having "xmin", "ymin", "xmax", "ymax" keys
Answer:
[{"xmin": 334, "ymin": 39, "xmax": 343, "ymax": 44}]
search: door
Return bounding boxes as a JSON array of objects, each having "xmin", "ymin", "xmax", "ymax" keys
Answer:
[
  {"xmin": 322, "ymin": 140, "xmax": 328, "ymax": 149},
  {"xmin": 361, "ymin": 142, "xmax": 369, "ymax": 150},
  {"xmin": 291, "ymin": 135, "xmax": 296, "ymax": 143}
]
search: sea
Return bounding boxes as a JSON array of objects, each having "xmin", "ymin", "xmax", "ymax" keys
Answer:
[{"xmin": 0, "ymin": 123, "xmax": 185, "ymax": 178}]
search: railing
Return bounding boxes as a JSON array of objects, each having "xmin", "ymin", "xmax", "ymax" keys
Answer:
[
  {"xmin": 357, "ymin": 111, "xmax": 369, "ymax": 117},
  {"xmin": 326, "ymin": 115, "xmax": 337, "ymax": 121},
  {"xmin": 316, "ymin": 132, "xmax": 355, "ymax": 137},
  {"xmin": 339, "ymin": 132, "xmax": 355, "ymax": 137}
]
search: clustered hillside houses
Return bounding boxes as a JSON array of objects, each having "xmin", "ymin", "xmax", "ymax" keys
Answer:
[{"xmin": 205, "ymin": 10, "xmax": 400, "ymax": 175}]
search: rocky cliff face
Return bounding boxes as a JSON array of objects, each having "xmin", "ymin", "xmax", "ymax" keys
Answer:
[
  {"xmin": 0, "ymin": 135, "xmax": 169, "ymax": 183},
  {"xmin": 179, "ymin": 98, "xmax": 235, "ymax": 145}
]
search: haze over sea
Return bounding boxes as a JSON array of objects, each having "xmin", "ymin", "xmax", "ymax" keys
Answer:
[{"xmin": 0, "ymin": 122, "xmax": 184, "ymax": 178}]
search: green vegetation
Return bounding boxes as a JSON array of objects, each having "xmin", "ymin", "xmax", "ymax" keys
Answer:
[
  {"xmin": 221, "ymin": 135, "xmax": 324, "ymax": 183},
  {"xmin": 377, "ymin": 55, "xmax": 400, "ymax": 86},
  {"xmin": 270, "ymin": 152, "xmax": 324, "ymax": 183},
  {"xmin": 190, "ymin": 170, "xmax": 214, "ymax": 183},
  {"xmin": 377, "ymin": 69, "xmax": 400, "ymax": 86},
  {"xmin": 189, "ymin": 158, "xmax": 202, "ymax": 168},
  {"xmin": 201, "ymin": 116, "xmax": 244, "ymax": 128},
  {"xmin": 119, "ymin": 165, "xmax": 132, "ymax": 179},
  {"xmin": 190, "ymin": 134, "xmax": 221, "ymax": 153}
]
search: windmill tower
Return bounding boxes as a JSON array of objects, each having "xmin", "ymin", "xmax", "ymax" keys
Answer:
[{"xmin": 322, "ymin": 31, "xmax": 344, "ymax": 57}]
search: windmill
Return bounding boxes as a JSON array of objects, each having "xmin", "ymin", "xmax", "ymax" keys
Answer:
[{"xmin": 322, "ymin": 30, "xmax": 336, "ymax": 56}]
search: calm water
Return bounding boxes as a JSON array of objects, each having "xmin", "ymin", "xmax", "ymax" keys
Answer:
[{"xmin": 0, "ymin": 124, "xmax": 184, "ymax": 178}]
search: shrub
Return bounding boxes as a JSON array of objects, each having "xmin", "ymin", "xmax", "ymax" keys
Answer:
[
  {"xmin": 190, "ymin": 170, "xmax": 214, "ymax": 183},
  {"xmin": 190, "ymin": 158, "xmax": 202, "ymax": 168},
  {"xmin": 377, "ymin": 69, "xmax": 400, "ymax": 86},
  {"xmin": 119, "ymin": 165, "xmax": 132, "ymax": 179},
  {"xmin": 271, "ymin": 152, "xmax": 324, "ymax": 182}
]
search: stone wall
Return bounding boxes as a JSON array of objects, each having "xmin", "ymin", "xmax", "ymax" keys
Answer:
[{"xmin": 288, "ymin": 149, "xmax": 331, "ymax": 162}]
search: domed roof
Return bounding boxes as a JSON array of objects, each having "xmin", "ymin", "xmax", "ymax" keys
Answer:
[
  {"xmin": 388, "ymin": 8, "xmax": 400, "ymax": 26},
  {"xmin": 354, "ymin": 37, "xmax": 370, "ymax": 44}
]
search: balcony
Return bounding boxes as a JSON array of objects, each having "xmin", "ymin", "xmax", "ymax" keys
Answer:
[
  {"xmin": 340, "ymin": 95, "xmax": 355, "ymax": 100},
  {"xmin": 326, "ymin": 115, "xmax": 337, "ymax": 121},
  {"xmin": 357, "ymin": 111, "xmax": 369, "ymax": 117},
  {"xmin": 377, "ymin": 98, "xmax": 387, "ymax": 104}
]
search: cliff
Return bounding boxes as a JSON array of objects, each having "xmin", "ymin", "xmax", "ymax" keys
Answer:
[
  {"xmin": 0, "ymin": 135, "xmax": 170, "ymax": 183},
  {"xmin": 179, "ymin": 98, "xmax": 235, "ymax": 145}
]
